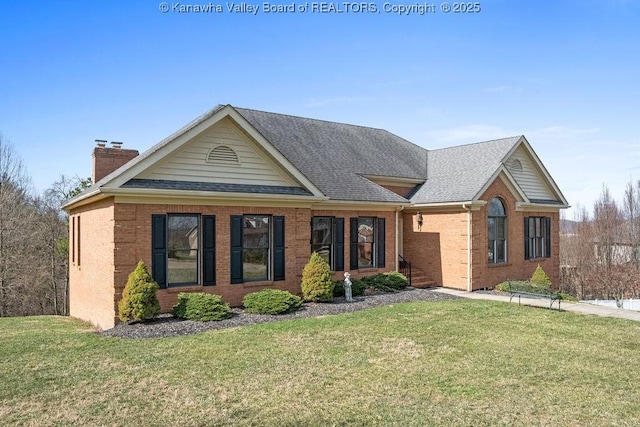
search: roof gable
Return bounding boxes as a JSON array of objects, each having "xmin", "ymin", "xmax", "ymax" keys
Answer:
[{"xmin": 136, "ymin": 117, "xmax": 300, "ymax": 188}]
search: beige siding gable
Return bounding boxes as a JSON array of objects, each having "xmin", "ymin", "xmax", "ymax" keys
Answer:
[
  {"xmin": 137, "ymin": 117, "xmax": 300, "ymax": 187},
  {"xmin": 505, "ymin": 145, "xmax": 556, "ymax": 201}
]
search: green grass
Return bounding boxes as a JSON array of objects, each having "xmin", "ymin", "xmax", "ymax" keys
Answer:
[{"xmin": 2, "ymin": 300, "xmax": 640, "ymax": 426}]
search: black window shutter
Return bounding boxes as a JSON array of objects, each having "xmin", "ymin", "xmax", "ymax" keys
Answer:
[
  {"xmin": 273, "ymin": 216, "xmax": 285, "ymax": 281},
  {"xmin": 377, "ymin": 218, "xmax": 386, "ymax": 268},
  {"xmin": 545, "ymin": 217, "xmax": 552, "ymax": 258},
  {"xmin": 334, "ymin": 218, "xmax": 344, "ymax": 271},
  {"xmin": 350, "ymin": 218, "xmax": 359, "ymax": 270},
  {"xmin": 151, "ymin": 214, "xmax": 167, "ymax": 288},
  {"xmin": 524, "ymin": 217, "xmax": 530, "ymax": 260},
  {"xmin": 230, "ymin": 215, "xmax": 243, "ymax": 284},
  {"xmin": 202, "ymin": 215, "xmax": 216, "ymax": 286}
]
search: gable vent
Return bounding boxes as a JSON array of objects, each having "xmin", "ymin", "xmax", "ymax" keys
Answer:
[
  {"xmin": 509, "ymin": 159, "xmax": 523, "ymax": 172},
  {"xmin": 207, "ymin": 145, "xmax": 240, "ymax": 165}
]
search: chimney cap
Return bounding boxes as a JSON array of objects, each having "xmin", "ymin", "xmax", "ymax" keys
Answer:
[
  {"xmin": 110, "ymin": 141, "xmax": 123, "ymax": 149},
  {"xmin": 95, "ymin": 139, "xmax": 107, "ymax": 148}
]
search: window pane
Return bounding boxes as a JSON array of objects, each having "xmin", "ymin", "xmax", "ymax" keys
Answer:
[
  {"xmin": 488, "ymin": 217, "xmax": 496, "ymax": 240},
  {"xmin": 497, "ymin": 240, "xmax": 506, "ymax": 262},
  {"xmin": 243, "ymin": 248, "xmax": 268, "ymax": 281},
  {"xmin": 168, "ymin": 216, "xmax": 198, "ymax": 249},
  {"xmin": 496, "ymin": 217, "xmax": 506, "ymax": 240},
  {"xmin": 312, "ymin": 217, "xmax": 332, "ymax": 245},
  {"xmin": 358, "ymin": 242, "xmax": 373, "ymax": 268},
  {"xmin": 358, "ymin": 218, "xmax": 375, "ymax": 243},
  {"xmin": 168, "ymin": 249, "xmax": 198, "ymax": 284},
  {"xmin": 312, "ymin": 244, "xmax": 331, "ymax": 266},
  {"xmin": 488, "ymin": 239, "xmax": 495, "ymax": 263},
  {"xmin": 488, "ymin": 198, "xmax": 505, "ymax": 216},
  {"xmin": 244, "ymin": 216, "xmax": 270, "ymax": 248},
  {"xmin": 535, "ymin": 238, "xmax": 542, "ymax": 258},
  {"xmin": 535, "ymin": 217, "xmax": 542, "ymax": 238},
  {"xmin": 167, "ymin": 215, "xmax": 198, "ymax": 285}
]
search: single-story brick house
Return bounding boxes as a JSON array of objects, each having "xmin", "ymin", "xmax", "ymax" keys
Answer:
[{"xmin": 63, "ymin": 104, "xmax": 569, "ymax": 329}]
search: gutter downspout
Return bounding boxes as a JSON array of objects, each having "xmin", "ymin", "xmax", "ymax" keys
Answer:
[
  {"xmin": 395, "ymin": 206, "xmax": 404, "ymax": 271},
  {"xmin": 462, "ymin": 204, "xmax": 472, "ymax": 292}
]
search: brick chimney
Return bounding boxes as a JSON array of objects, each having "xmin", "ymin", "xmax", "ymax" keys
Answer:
[{"xmin": 92, "ymin": 140, "xmax": 139, "ymax": 183}]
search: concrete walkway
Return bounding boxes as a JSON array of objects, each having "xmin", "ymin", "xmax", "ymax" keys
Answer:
[{"xmin": 433, "ymin": 288, "xmax": 640, "ymax": 322}]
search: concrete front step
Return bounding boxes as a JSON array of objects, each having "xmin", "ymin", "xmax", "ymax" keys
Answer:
[{"xmin": 411, "ymin": 280, "xmax": 438, "ymax": 289}]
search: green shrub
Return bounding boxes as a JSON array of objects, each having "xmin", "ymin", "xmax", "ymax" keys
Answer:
[
  {"xmin": 301, "ymin": 252, "xmax": 334, "ymax": 302},
  {"xmin": 333, "ymin": 279, "xmax": 367, "ymax": 298},
  {"xmin": 531, "ymin": 265, "xmax": 552, "ymax": 288},
  {"xmin": 359, "ymin": 272, "xmax": 409, "ymax": 293},
  {"xmin": 243, "ymin": 289, "xmax": 303, "ymax": 315},
  {"xmin": 382, "ymin": 271, "xmax": 409, "ymax": 290},
  {"xmin": 118, "ymin": 261, "xmax": 161, "ymax": 322},
  {"xmin": 172, "ymin": 293, "xmax": 231, "ymax": 321}
]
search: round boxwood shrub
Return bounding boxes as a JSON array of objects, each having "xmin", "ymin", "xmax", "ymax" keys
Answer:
[
  {"xmin": 118, "ymin": 261, "xmax": 161, "ymax": 322},
  {"xmin": 172, "ymin": 292, "xmax": 231, "ymax": 321},
  {"xmin": 243, "ymin": 289, "xmax": 303, "ymax": 315},
  {"xmin": 301, "ymin": 252, "xmax": 334, "ymax": 302}
]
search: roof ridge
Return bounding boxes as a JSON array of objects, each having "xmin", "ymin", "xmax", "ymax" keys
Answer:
[
  {"xmin": 430, "ymin": 135, "xmax": 522, "ymax": 152},
  {"xmin": 234, "ymin": 106, "xmax": 394, "ymax": 133}
]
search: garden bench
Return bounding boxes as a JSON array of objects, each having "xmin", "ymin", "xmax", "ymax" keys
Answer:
[{"xmin": 506, "ymin": 281, "xmax": 562, "ymax": 310}]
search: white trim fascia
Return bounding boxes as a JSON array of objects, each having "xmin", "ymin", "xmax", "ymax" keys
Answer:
[
  {"xmin": 411, "ymin": 200, "xmax": 486, "ymax": 211},
  {"xmin": 226, "ymin": 109, "xmax": 325, "ymax": 198},
  {"xmin": 312, "ymin": 200, "xmax": 412, "ymax": 212},
  {"xmin": 473, "ymin": 167, "xmax": 529, "ymax": 203},
  {"xmin": 506, "ymin": 136, "xmax": 569, "ymax": 206},
  {"xmin": 62, "ymin": 191, "xmax": 111, "ymax": 211},
  {"xmin": 516, "ymin": 202, "xmax": 571, "ymax": 212}
]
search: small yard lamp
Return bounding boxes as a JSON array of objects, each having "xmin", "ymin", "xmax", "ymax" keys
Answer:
[{"xmin": 416, "ymin": 212, "xmax": 423, "ymax": 231}]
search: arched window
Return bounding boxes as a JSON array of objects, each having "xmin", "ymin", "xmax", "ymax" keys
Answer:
[{"xmin": 488, "ymin": 198, "xmax": 507, "ymax": 264}]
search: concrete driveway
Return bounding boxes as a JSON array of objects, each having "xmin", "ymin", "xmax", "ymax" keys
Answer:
[{"xmin": 433, "ymin": 288, "xmax": 640, "ymax": 322}]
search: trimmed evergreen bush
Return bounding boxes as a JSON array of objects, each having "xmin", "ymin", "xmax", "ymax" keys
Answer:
[
  {"xmin": 243, "ymin": 289, "xmax": 303, "ymax": 315},
  {"xmin": 359, "ymin": 272, "xmax": 409, "ymax": 293},
  {"xmin": 333, "ymin": 279, "xmax": 367, "ymax": 298},
  {"xmin": 301, "ymin": 252, "xmax": 335, "ymax": 302},
  {"xmin": 531, "ymin": 265, "xmax": 552, "ymax": 288},
  {"xmin": 118, "ymin": 261, "xmax": 161, "ymax": 322},
  {"xmin": 172, "ymin": 292, "xmax": 231, "ymax": 321}
]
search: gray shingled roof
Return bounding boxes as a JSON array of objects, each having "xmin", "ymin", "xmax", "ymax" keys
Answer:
[
  {"xmin": 235, "ymin": 108, "xmax": 427, "ymax": 203},
  {"xmin": 410, "ymin": 136, "xmax": 521, "ymax": 204},
  {"xmin": 64, "ymin": 104, "xmax": 532, "ymax": 208}
]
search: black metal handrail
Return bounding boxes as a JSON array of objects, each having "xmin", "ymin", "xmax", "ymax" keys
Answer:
[{"xmin": 398, "ymin": 254, "xmax": 412, "ymax": 287}]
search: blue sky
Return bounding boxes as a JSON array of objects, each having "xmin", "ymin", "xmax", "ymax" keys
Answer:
[{"xmin": 1, "ymin": 0, "xmax": 639, "ymax": 216}]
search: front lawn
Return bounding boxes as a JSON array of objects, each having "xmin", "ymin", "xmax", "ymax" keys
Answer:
[{"xmin": 1, "ymin": 300, "xmax": 639, "ymax": 426}]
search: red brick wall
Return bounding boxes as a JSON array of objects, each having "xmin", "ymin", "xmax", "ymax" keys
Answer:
[
  {"xmin": 402, "ymin": 210, "xmax": 469, "ymax": 289},
  {"xmin": 401, "ymin": 177, "xmax": 562, "ymax": 291},
  {"xmin": 471, "ymin": 177, "xmax": 560, "ymax": 290},
  {"xmin": 68, "ymin": 198, "xmax": 116, "ymax": 330},
  {"xmin": 66, "ymin": 204, "xmax": 399, "ymax": 328}
]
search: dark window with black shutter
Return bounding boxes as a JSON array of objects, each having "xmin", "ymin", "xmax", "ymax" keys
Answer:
[
  {"xmin": 349, "ymin": 217, "xmax": 385, "ymax": 269},
  {"xmin": 230, "ymin": 215, "xmax": 285, "ymax": 283},
  {"xmin": 151, "ymin": 214, "xmax": 167, "ymax": 288},
  {"xmin": 311, "ymin": 216, "xmax": 344, "ymax": 271},
  {"xmin": 202, "ymin": 215, "xmax": 216, "ymax": 285},
  {"xmin": 150, "ymin": 214, "xmax": 216, "ymax": 288},
  {"xmin": 525, "ymin": 216, "xmax": 551, "ymax": 259}
]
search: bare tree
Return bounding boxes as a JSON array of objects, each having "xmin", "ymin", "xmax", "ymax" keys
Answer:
[{"xmin": 0, "ymin": 135, "xmax": 37, "ymax": 316}]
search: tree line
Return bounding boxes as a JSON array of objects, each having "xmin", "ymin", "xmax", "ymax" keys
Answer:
[
  {"xmin": 561, "ymin": 181, "xmax": 640, "ymax": 302},
  {"xmin": 0, "ymin": 134, "xmax": 89, "ymax": 317}
]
